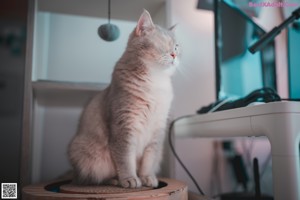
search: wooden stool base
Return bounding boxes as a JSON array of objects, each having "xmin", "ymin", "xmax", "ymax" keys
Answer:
[{"xmin": 23, "ymin": 178, "xmax": 188, "ymax": 200}]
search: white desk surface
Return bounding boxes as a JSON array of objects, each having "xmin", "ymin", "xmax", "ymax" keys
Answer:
[
  {"xmin": 174, "ymin": 101, "xmax": 300, "ymax": 138},
  {"xmin": 175, "ymin": 101, "xmax": 300, "ymax": 125}
]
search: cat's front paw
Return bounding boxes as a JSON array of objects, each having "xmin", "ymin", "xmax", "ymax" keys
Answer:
[
  {"xmin": 140, "ymin": 175, "xmax": 158, "ymax": 188},
  {"xmin": 120, "ymin": 176, "xmax": 142, "ymax": 188}
]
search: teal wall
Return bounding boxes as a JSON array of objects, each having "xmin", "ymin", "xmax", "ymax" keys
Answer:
[
  {"xmin": 221, "ymin": 50, "xmax": 262, "ymax": 98},
  {"xmin": 288, "ymin": 27, "xmax": 300, "ymax": 98}
]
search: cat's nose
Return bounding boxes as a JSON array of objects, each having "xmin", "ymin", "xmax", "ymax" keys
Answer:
[{"xmin": 170, "ymin": 53, "xmax": 176, "ymax": 59}]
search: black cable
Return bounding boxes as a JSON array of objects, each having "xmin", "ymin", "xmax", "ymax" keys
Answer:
[
  {"xmin": 281, "ymin": 98, "xmax": 300, "ymax": 101},
  {"xmin": 168, "ymin": 115, "xmax": 206, "ymax": 196},
  {"xmin": 250, "ymin": 146, "xmax": 272, "ymax": 192},
  {"xmin": 206, "ymin": 88, "xmax": 281, "ymax": 112},
  {"xmin": 210, "ymin": 141, "xmax": 222, "ymax": 195},
  {"xmin": 253, "ymin": 158, "xmax": 261, "ymax": 198}
]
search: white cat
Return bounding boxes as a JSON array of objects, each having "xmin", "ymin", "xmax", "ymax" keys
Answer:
[{"xmin": 68, "ymin": 9, "xmax": 180, "ymax": 188}]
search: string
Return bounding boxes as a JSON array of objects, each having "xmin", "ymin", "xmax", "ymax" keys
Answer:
[{"xmin": 108, "ymin": 0, "xmax": 111, "ymax": 24}]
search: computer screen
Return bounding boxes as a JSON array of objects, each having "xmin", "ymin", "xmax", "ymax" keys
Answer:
[
  {"xmin": 288, "ymin": 23, "xmax": 300, "ymax": 99},
  {"xmin": 215, "ymin": 0, "xmax": 277, "ymax": 99}
]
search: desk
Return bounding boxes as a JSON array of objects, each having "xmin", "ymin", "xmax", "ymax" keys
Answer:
[{"xmin": 173, "ymin": 101, "xmax": 300, "ymax": 200}]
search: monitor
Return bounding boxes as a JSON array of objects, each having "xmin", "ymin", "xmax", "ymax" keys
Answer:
[
  {"xmin": 288, "ymin": 22, "xmax": 300, "ymax": 99},
  {"xmin": 214, "ymin": 0, "xmax": 277, "ymax": 100}
]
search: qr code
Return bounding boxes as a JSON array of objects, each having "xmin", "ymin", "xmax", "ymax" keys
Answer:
[{"xmin": 1, "ymin": 183, "xmax": 17, "ymax": 199}]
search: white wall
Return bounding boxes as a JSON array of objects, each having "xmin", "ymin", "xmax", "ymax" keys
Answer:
[
  {"xmin": 34, "ymin": 12, "xmax": 136, "ymax": 83},
  {"xmin": 169, "ymin": 0, "xmax": 215, "ymax": 117},
  {"xmin": 33, "ymin": 12, "xmax": 50, "ymax": 80},
  {"xmin": 167, "ymin": 0, "xmax": 216, "ymax": 195},
  {"xmin": 32, "ymin": 90, "xmax": 96, "ymax": 182}
]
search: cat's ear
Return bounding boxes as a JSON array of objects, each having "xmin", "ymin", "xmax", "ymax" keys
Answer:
[
  {"xmin": 169, "ymin": 24, "xmax": 177, "ymax": 32},
  {"xmin": 135, "ymin": 9, "xmax": 154, "ymax": 36}
]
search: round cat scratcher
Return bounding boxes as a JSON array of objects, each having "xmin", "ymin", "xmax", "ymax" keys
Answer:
[{"xmin": 22, "ymin": 178, "xmax": 187, "ymax": 200}]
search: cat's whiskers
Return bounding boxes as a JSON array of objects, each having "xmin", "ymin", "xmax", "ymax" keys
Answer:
[
  {"xmin": 159, "ymin": 55, "xmax": 174, "ymax": 65},
  {"xmin": 175, "ymin": 64, "xmax": 192, "ymax": 80}
]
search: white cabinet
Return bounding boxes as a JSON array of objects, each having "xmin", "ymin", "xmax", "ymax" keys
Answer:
[{"xmin": 26, "ymin": 0, "xmax": 168, "ymax": 183}]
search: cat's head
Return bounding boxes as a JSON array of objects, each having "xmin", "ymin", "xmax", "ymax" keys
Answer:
[{"xmin": 128, "ymin": 10, "xmax": 180, "ymax": 72}]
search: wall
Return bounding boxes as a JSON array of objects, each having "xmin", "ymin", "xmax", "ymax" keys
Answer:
[
  {"xmin": 168, "ymin": 0, "xmax": 215, "ymax": 117},
  {"xmin": 34, "ymin": 12, "xmax": 137, "ymax": 83},
  {"xmin": 167, "ymin": 0, "xmax": 216, "ymax": 194}
]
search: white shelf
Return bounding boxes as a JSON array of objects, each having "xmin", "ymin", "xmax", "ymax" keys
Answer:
[
  {"xmin": 32, "ymin": 80, "xmax": 108, "ymax": 106},
  {"xmin": 37, "ymin": 0, "xmax": 166, "ymax": 21},
  {"xmin": 32, "ymin": 80, "xmax": 108, "ymax": 92}
]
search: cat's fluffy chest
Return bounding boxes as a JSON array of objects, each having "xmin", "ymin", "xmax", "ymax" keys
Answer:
[
  {"xmin": 148, "ymin": 71, "xmax": 173, "ymax": 118},
  {"xmin": 135, "ymin": 73, "xmax": 173, "ymax": 158}
]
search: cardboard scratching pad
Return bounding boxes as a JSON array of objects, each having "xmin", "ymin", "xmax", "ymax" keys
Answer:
[
  {"xmin": 22, "ymin": 178, "xmax": 188, "ymax": 200},
  {"xmin": 60, "ymin": 183, "xmax": 153, "ymax": 194}
]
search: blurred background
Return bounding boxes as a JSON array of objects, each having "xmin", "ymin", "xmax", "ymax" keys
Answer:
[
  {"xmin": 0, "ymin": 0, "xmax": 27, "ymax": 187},
  {"xmin": 1, "ymin": 0, "xmax": 300, "ymax": 199}
]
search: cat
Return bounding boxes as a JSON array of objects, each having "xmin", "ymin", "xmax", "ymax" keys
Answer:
[{"xmin": 68, "ymin": 9, "xmax": 180, "ymax": 188}]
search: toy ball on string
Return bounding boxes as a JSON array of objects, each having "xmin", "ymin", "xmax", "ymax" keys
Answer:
[
  {"xmin": 98, "ymin": 23, "xmax": 120, "ymax": 41},
  {"xmin": 98, "ymin": 0, "xmax": 120, "ymax": 42}
]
